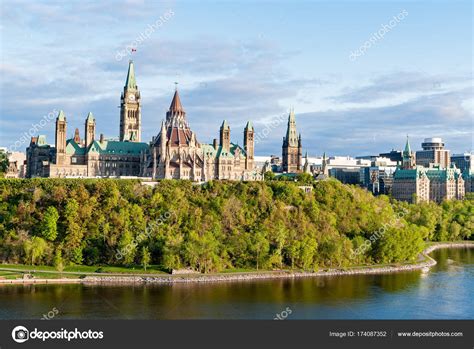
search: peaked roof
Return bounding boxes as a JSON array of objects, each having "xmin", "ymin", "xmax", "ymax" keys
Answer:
[
  {"xmin": 245, "ymin": 121, "xmax": 253, "ymax": 130},
  {"xmin": 285, "ymin": 109, "xmax": 298, "ymax": 147},
  {"xmin": 221, "ymin": 119, "xmax": 229, "ymax": 129},
  {"xmin": 403, "ymin": 136, "xmax": 412, "ymax": 155},
  {"xmin": 169, "ymin": 89, "xmax": 184, "ymax": 112},
  {"xmin": 86, "ymin": 112, "xmax": 95, "ymax": 122},
  {"xmin": 125, "ymin": 60, "xmax": 137, "ymax": 89},
  {"xmin": 57, "ymin": 110, "xmax": 66, "ymax": 121}
]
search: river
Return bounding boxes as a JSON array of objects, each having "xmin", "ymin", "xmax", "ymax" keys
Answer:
[{"xmin": 0, "ymin": 248, "xmax": 472, "ymax": 319}]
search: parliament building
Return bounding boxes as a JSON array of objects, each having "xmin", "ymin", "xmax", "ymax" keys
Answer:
[{"xmin": 26, "ymin": 61, "xmax": 260, "ymax": 181}]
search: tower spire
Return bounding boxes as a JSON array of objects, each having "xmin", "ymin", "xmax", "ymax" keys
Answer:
[
  {"xmin": 125, "ymin": 60, "xmax": 137, "ymax": 89},
  {"xmin": 404, "ymin": 134, "xmax": 411, "ymax": 155},
  {"xmin": 169, "ymin": 89, "xmax": 184, "ymax": 112}
]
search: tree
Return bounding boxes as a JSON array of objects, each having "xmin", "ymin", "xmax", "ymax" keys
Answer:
[
  {"xmin": 296, "ymin": 173, "xmax": 314, "ymax": 185},
  {"xmin": 23, "ymin": 236, "xmax": 48, "ymax": 265},
  {"xmin": 264, "ymin": 171, "xmax": 276, "ymax": 181},
  {"xmin": 0, "ymin": 151, "xmax": 8, "ymax": 175},
  {"xmin": 40, "ymin": 207, "xmax": 59, "ymax": 241},
  {"xmin": 250, "ymin": 231, "xmax": 269, "ymax": 270},
  {"xmin": 141, "ymin": 246, "xmax": 151, "ymax": 271},
  {"xmin": 63, "ymin": 199, "xmax": 84, "ymax": 264},
  {"xmin": 54, "ymin": 249, "xmax": 65, "ymax": 275}
]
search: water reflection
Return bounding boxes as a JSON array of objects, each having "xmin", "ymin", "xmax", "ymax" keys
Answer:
[{"xmin": 0, "ymin": 248, "xmax": 472, "ymax": 319}]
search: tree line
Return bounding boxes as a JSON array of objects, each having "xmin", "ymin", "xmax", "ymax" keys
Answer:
[{"xmin": 0, "ymin": 178, "xmax": 472, "ymax": 273}]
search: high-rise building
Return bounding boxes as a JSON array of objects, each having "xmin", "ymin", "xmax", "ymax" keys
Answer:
[
  {"xmin": 282, "ymin": 109, "xmax": 302, "ymax": 173},
  {"xmin": 416, "ymin": 137, "xmax": 450, "ymax": 168},
  {"xmin": 451, "ymin": 153, "xmax": 473, "ymax": 174}
]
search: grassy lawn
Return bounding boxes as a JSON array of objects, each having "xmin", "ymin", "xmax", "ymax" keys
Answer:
[{"xmin": 0, "ymin": 263, "xmax": 168, "ymax": 276}]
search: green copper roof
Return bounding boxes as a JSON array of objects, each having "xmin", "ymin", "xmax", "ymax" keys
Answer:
[
  {"xmin": 403, "ymin": 136, "xmax": 411, "ymax": 156},
  {"xmin": 64, "ymin": 138, "xmax": 147, "ymax": 156},
  {"xmin": 66, "ymin": 140, "xmax": 86, "ymax": 155},
  {"xmin": 88, "ymin": 140, "xmax": 148, "ymax": 155},
  {"xmin": 394, "ymin": 168, "xmax": 426, "ymax": 179},
  {"xmin": 57, "ymin": 110, "xmax": 66, "ymax": 121},
  {"xmin": 202, "ymin": 142, "xmax": 246, "ymax": 159},
  {"xmin": 125, "ymin": 60, "xmax": 137, "ymax": 89},
  {"xmin": 245, "ymin": 121, "xmax": 253, "ymax": 130},
  {"xmin": 425, "ymin": 167, "xmax": 461, "ymax": 181},
  {"xmin": 86, "ymin": 112, "xmax": 95, "ymax": 122}
]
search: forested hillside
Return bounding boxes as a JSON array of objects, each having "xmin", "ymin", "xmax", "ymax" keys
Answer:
[{"xmin": 0, "ymin": 179, "xmax": 472, "ymax": 272}]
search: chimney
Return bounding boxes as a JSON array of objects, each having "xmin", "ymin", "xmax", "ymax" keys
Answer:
[
  {"xmin": 100, "ymin": 133, "xmax": 104, "ymax": 143},
  {"xmin": 213, "ymin": 138, "xmax": 218, "ymax": 149}
]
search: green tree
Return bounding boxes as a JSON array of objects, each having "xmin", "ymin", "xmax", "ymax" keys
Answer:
[
  {"xmin": 23, "ymin": 236, "xmax": 48, "ymax": 265},
  {"xmin": 40, "ymin": 207, "xmax": 59, "ymax": 241},
  {"xmin": 0, "ymin": 151, "xmax": 8, "ymax": 175},
  {"xmin": 54, "ymin": 249, "xmax": 65, "ymax": 275},
  {"xmin": 141, "ymin": 246, "xmax": 151, "ymax": 271},
  {"xmin": 250, "ymin": 231, "xmax": 269, "ymax": 270}
]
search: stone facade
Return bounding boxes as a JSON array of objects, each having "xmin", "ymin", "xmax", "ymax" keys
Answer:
[
  {"xmin": 282, "ymin": 109, "xmax": 302, "ymax": 173},
  {"xmin": 26, "ymin": 60, "xmax": 261, "ymax": 181},
  {"xmin": 147, "ymin": 89, "xmax": 260, "ymax": 181},
  {"xmin": 392, "ymin": 138, "xmax": 464, "ymax": 203},
  {"xmin": 26, "ymin": 61, "xmax": 150, "ymax": 178}
]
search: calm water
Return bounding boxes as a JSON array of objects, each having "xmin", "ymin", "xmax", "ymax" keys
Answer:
[{"xmin": 0, "ymin": 248, "xmax": 472, "ymax": 319}]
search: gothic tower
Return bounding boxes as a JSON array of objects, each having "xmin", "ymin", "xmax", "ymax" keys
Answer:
[
  {"xmin": 282, "ymin": 109, "xmax": 302, "ymax": 172},
  {"xmin": 402, "ymin": 135, "xmax": 416, "ymax": 169},
  {"xmin": 220, "ymin": 120, "xmax": 230, "ymax": 152},
  {"xmin": 84, "ymin": 112, "xmax": 95, "ymax": 148},
  {"xmin": 55, "ymin": 110, "xmax": 67, "ymax": 165},
  {"xmin": 244, "ymin": 121, "xmax": 254, "ymax": 170},
  {"xmin": 120, "ymin": 60, "xmax": 141, "ymax": 142}
]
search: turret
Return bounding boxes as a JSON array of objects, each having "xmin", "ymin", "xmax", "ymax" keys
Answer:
[
  {"xmin": 402, "ymin": 135, "xmax": 416, "ymax": 169},
  {"xmin": 84, "ymin": 112, "xmax": 95, "ymax": 148},
  {"xmin": 220, "ymin": 120, "xmax": 230, "ymax": 152},
  {"xmin": 55, "ymin": 110, "xmax": 67, "ymax": 165},
  {"xmin": 244, "ymin": 121, "xmax": 254, "ymax": 170}
]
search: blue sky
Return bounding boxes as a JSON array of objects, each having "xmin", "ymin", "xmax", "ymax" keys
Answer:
[{"xmin": 0, "ymin": 0, "xmax": 472, "ymax": 156}]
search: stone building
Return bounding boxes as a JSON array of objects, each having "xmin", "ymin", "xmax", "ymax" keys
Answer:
[
  {"xmin": 282, "ymin": 109, "xmax": 302, "ymax": 173},
  {"xmin": 147, "ymin": 89, "xmax": 260, "ymax": 181},
  {"xmin": 392, "ymin": 167, "xmax": 430, "ymax": 203},
  {"xmin": 392, "ymin": 138, "xmax": 464, "ymax": 203},
  {"xmin": 425, "ymin": 165, "xmax": 465, "ymax": 203},
  {"xmin": 25, "ymin": 60, "xmax": 261, "ymax": 180},
  {"xmin": 26, "ymin": 61, "xmax": 148, "ymax": 178}
]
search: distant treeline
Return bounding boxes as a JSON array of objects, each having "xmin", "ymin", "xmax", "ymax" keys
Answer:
[{"xmin": 0, "ymin": 179, "xmax": 472, "ymax": 272}]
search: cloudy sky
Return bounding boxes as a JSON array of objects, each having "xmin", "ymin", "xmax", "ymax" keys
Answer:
[{"xmin": 0, "ymin": 0, "xmax": 472, "ymax": 156}]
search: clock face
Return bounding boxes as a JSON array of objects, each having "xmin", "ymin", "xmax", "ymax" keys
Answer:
[{"xmin": 128, "ymin": 94, "xmax": 135, "ymax": 102}]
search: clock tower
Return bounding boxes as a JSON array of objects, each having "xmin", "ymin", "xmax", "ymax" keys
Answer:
[{"xmin": 120, "ymin": 60, "xmax": 141, "ymax": 142}]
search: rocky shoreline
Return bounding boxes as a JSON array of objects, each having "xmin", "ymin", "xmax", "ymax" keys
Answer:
[
  {"xmin": 1, "ymin": 242, "xmax": 472, "ymax": 285},
  {"xmin": 82, "ymin": 241, "xmax": 474, "ymax": 285}
]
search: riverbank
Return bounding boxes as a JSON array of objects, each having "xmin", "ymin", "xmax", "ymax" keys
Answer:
[{"xmin": 1, "ymin": 241, "xmax": 472, "ymax": 285}]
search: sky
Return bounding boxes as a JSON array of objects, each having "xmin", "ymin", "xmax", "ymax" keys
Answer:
[{"xmin": 0, "ymin": 0, "xmax": 472, "ymax": 157}]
